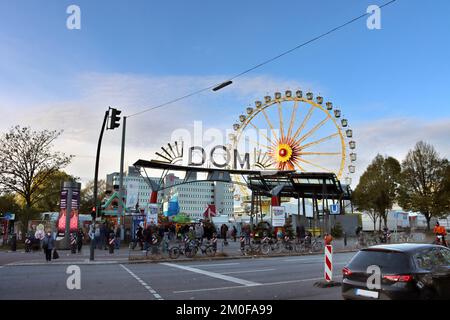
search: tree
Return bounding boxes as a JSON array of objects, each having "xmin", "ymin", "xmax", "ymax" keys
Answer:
[
  {"xmin": 353, "ymin": 154, "xmax": 401, "ymax": 230},
  {"xmin": 0, "ymin": 126, "xmax": 73, "ymax": 228},
  {"xmin": 0, "ymin": 193, "xmax": 21, "ymax": 215},
  {"xmin": 33, "ymin": 170, "xmax": 78, "ymax": 213},
  {"xmin": 80, "ymin": 179, "xmax": 106, "ymax": 214},
  {"xmin": 398, "ymin": 141, "xmax": 450, "ymax": 230}
]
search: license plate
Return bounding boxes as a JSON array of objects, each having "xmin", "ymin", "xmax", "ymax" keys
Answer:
[{"xmin": 355, "ymin": 289, "xmax": 379, "ymax": 299}]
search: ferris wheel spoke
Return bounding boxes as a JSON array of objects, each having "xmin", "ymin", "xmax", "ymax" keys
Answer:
[
  {"xmin": 287, "ymin": 100, "xmax": 299, "ymax": 139},
  {"xmin": 298, "ymin": 158, "xmax": 334, "ymax": 173},
  {"xmin": 294, "ymin": 162, "xmax": 306, "ymax": 172},
  {"xmin": 277, "ymin": 102, "xmax": 285, "ymax": 140},
  {"xmin": 261, "ymin": 108, "xmax": 278, "ymax": 141},
  {"xmin": 300, "ymin": 133, "xmax": 340, "ymax": 150},
  {"xmin": 299, "ymin": 152, "xmax": 341, "ymax": 156},
  {"xmin": 292, "ymin": 105, "xmax": 314, "ymax": 141},
  {"xmin": 296, "ymin": 115, "xmax": 331, "ymax": 145},
  {"xmin": 248, "ymin": 138, "xmax": 271, "ymax": 150},
  {"xmin": 248, "ymin": 122, "xmax": 275, "ymax": 146}
]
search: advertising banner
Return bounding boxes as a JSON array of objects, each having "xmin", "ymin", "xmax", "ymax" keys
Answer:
[
  {"xmin": 126, "ymin": 182, "xmax": 139, "ymax": 209},
  {"xmin": 147, "ymin": 203, "xmax": 159, "ymax": 225},
  {"xmin": 272, "ymin": 206, "xmax": 286, "ymax": 227},
  {"xmin": 132, "ymin": 215, "xmax": 145, "ymax": 240}
]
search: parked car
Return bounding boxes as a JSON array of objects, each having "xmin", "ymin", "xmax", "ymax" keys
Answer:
[{"xmin": 342, "ymin": 244, "xmax": 450, "ymax": 300}]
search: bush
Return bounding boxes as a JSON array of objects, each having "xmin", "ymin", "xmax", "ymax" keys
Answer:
[{"xmin": 331, "ymin": 222, "xmax": 343, "ymax": 238}]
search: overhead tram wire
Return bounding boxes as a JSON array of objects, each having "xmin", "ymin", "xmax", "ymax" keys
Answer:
[{"xmin": 126, "ymin": 0, "xmax": 397, "ymax": 119}]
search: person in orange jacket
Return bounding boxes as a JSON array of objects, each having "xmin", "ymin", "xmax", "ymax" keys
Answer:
[{"xmin": 433, "ymin": 222, "xmax": 447, "ymax": 246}]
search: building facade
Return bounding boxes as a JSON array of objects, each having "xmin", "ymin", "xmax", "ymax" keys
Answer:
[{"xmin": 107, "ymin": 168, "xmax": 234, "ymax": 220}]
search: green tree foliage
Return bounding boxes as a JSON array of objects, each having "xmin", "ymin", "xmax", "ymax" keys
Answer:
[
  {"xmin": 398, "ymin": 141, "xmax": 450, "ymax": 230},
  {"xmin": 33, "ymin": 170, "xmax": 77, "ymax": 213},
  {"xmin": 80, "ymin": 179, "xmax": 106, "ymax": 214},
  {"xmin": 0, "ymin": 193, "xmax": 21, "ymax": 214},
  {"xmin": 353, "ymin": 154, "xmax": 401, "ymax": 230},
  {"xmin": 0, "ymin": 126, "xmax": 73, "ymax": 229},
  {"xmin": 331, "ymin": 222, "xmax": 343, "ymax": 238}
]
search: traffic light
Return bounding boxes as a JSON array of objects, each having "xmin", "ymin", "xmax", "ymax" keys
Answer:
[
  {"xmin": 91, "ymin": 206, "xmax": 96, "ymax": 220},
  {"xmin": 108, "ymin": 108, "xmax": 121, "ymax": 130}
]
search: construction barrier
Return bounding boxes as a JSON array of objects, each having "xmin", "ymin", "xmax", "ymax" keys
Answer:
[{"xmin": 324, "ymin": 245, "xmax": 333, "ymax": 282}]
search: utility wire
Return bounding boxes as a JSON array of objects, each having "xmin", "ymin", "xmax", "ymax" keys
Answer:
[{"xmin": 127, "ymin": 0, "xmax": 397, "ymax": 118}]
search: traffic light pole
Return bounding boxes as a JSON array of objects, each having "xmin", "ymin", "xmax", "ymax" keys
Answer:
[
  {"xmin": 118, "ymin": 116, "xmax": 126, "ymax": 238},
  {"xmin": 90, "ymin": 110, "xmax": 109, "ymax": 261}
]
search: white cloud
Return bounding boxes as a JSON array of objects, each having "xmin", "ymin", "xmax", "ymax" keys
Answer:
[{"xmin": 2, "ymin": 71, "xmax": 449, "ymax": 191}]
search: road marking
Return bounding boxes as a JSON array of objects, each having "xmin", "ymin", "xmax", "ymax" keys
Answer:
[
  {"xmin": 173, "ymin": 275, "xmax": 344, "ymax": 293},
  {"xmin": 222, "ymin": 268, "xmax": 275, "ymax": 275},
  {"xmin": 119, "ymin": 264, "xmax": 163, "ymax": 300},
  {"xmin": 282, "ymin": 258, "xmax": 322, "ymax": 262},
  {"xmin": 160, "ymin": 262, "xmax": 261, "ymax": 287},
  {"xmin": 187, "ymin": 263, "xmax": 240, "ymax": 268}
]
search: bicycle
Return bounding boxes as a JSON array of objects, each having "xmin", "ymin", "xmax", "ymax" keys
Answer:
[
  {"xmin": 168, "ymin": 236, "xmax": 197, "ymax": 259},
  {"xmin": 192, "ymin": 239, "xmax": 216, "ymax": 257},
  {"xmin": 277, "ymin": 236, "xmax": 295, "ymax": 254},
  {"xmin": 260, "ymin": 236, "xmax": 280, "ymax": 255}
]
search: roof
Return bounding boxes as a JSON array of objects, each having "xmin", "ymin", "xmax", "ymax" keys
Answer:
[
  {"xmin": 133, "ymin": 159, "xmax": 261, "ymax": 175},
  {"xmin": 363, "ymin": 243, "xmax": 442, "ymax": 253}
]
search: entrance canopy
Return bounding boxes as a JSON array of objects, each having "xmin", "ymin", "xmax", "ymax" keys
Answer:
[
  {"xmin": 133, "ymin": 159, "xmax": 351, "ymax": 201},
  {"xmin": 247, "ymin": 172, "xmax": 351, "ymax": 200}
]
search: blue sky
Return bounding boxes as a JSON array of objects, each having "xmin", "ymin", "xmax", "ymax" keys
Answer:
[{"xmin": 1, "ymin": 0, "xmax": 450, "ymax": 184}]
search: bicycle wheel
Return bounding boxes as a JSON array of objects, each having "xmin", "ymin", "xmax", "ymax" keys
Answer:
[
  {"xmin": 294, "ymin": 243, "xmax": 304, "ymax": 253},
  {"xmin": 169, "ymin": 247, "xmax": 180, "ymax": 259},
  {"xmin": 261, "ymin": 243, "xmax": 271, "ymax": 255},
  {"xmin": 242, "ymin": 244, "xmax": 252, "ymax": 256},
  {"xmin": 185, "ymin": 245, "xmax": 196, "ymax": 258},
  {"xmin": 273, "ymin": 242, "xmax": 282, "ymax": 253},
  {"xmin": 313, "ymin": 241, "xmax": 323, "ymax": 252},
  {"xmin": 205, "ymin": 246, "xmax": 216, "ymax": 257}
]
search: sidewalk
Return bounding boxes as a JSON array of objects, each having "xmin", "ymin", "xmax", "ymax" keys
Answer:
[{"xmin": 1, "ymin": 238, "xmax": 358, "ymax": 267}]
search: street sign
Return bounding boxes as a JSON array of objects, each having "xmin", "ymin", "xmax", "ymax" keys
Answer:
[
  {"xmin": 2, "ymin": 213, "xmax": 15, "ymax": 220},
  {"xmin": 330, "ymin": 204, "xmax": 340, "ymax": 215}
]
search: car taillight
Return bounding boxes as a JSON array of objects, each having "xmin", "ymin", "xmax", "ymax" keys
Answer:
[
  {"xmin": 342, "ymin": 267, "xmax": 352, "ymax": 277},
  {"xmin": 383, "ymin": 275, "xmax": 413, "ymax": 282}
]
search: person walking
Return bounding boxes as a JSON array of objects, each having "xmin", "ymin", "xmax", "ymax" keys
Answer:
[
  {"xmin": 231, "ymin": 226, "xmax": 237, "ymax": 242},
  {"xmin": 76, "ymin": 228, "xmax": 84, "ymax": 253},
  {"xmin": 221, "ymin": 224, "xmax": 229, "ymax": 244},
  {"xmin": 115, "ymin": 225, "xmax": 121, "ymax": 249},
  {"xmin": 42, "ymin": 231, "xmax": 55, "ymax": 262}
]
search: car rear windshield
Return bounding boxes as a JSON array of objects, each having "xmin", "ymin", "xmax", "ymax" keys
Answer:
[{"xmin": 348, "ymin": 250, "xmax": 411, "ymax": 273}]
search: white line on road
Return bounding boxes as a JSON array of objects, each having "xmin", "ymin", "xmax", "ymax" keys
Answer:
[
  {"xmin": 187, "ymin": 263, "xmax": 240, "ymax": 268},
  {"xmin": 172, "ymin": 275, "xmax": 344, "ymax": 294},
  {"xmin": 120, "ymin": 264, "xmax": 163, "ymax": 300},
  {"xmin": 160, "ymin": 262, "xmax": 261, "ymax": 287},
  {"xmin": 222, "ymin": 268, "xmax": 276, "ymax": 275}
]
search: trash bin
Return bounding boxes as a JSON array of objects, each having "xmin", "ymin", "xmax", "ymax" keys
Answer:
[{"xmin": 10, "ymin": 233, "xmax": 17, "ymax": 252}]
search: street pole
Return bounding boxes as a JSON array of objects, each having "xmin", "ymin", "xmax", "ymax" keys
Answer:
[
  {"xmin": 64, "ymin": 186, "xmax": 73, "ymax": 249},
  {"xmin": 91, "ymin": 110, "xmax": 109, "ymax": 261},
  {"xmin": 118, "ymin": 116, "xmax": 127, "ymax": 240}
]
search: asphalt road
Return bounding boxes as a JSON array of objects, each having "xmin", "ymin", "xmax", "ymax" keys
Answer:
[{"xmin": 0, "ymin": 252, "xmax": 355, "ymax": 300}]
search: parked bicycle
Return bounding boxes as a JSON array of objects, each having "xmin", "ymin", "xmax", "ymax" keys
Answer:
[
  {"xmin": 191, "ymin": 239, "xmax": 216, "ymax": 257},
  {"xmin": 168, "ymin": 236, "xmax": 197, "ymax": 259}
]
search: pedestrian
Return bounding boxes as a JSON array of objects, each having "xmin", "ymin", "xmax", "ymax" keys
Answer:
[
  {"xmin": 221, "ymin": 224, "xmax": 229, "ymax": 244},
  {"xmin": 76, "ymin": 228, "xmax": 84, "ymax": 253},
  {"xmin": 100, "ymin": 223, "xmax": 107, "ymax": 250},
  {"xmin": 42, "ymin": 231, "xmax": 55, "ymax": 262},
  {"xmin": 195, "ymin": 223, "xmax": 204, "ymax": 243},
  {"xmin": 115, "ymin": 225, "xmax": 121, "ymax": 249},
  {"xmin": 136, "ymin": 224, "xmax": 144, "ymax": 250},
  {"xmin": 231, "ymin": 226, "xmax": 237, "ymax": 242}
]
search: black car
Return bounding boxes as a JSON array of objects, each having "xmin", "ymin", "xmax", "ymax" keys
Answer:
[{"xmin": 342, "ymin": 244, "xmax": 450, "ymax": 300}]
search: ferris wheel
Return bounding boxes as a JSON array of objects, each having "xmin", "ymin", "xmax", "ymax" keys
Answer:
[{"xmin": 228, "ymin": 89, "xmax": 356, "ymax": 200}]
